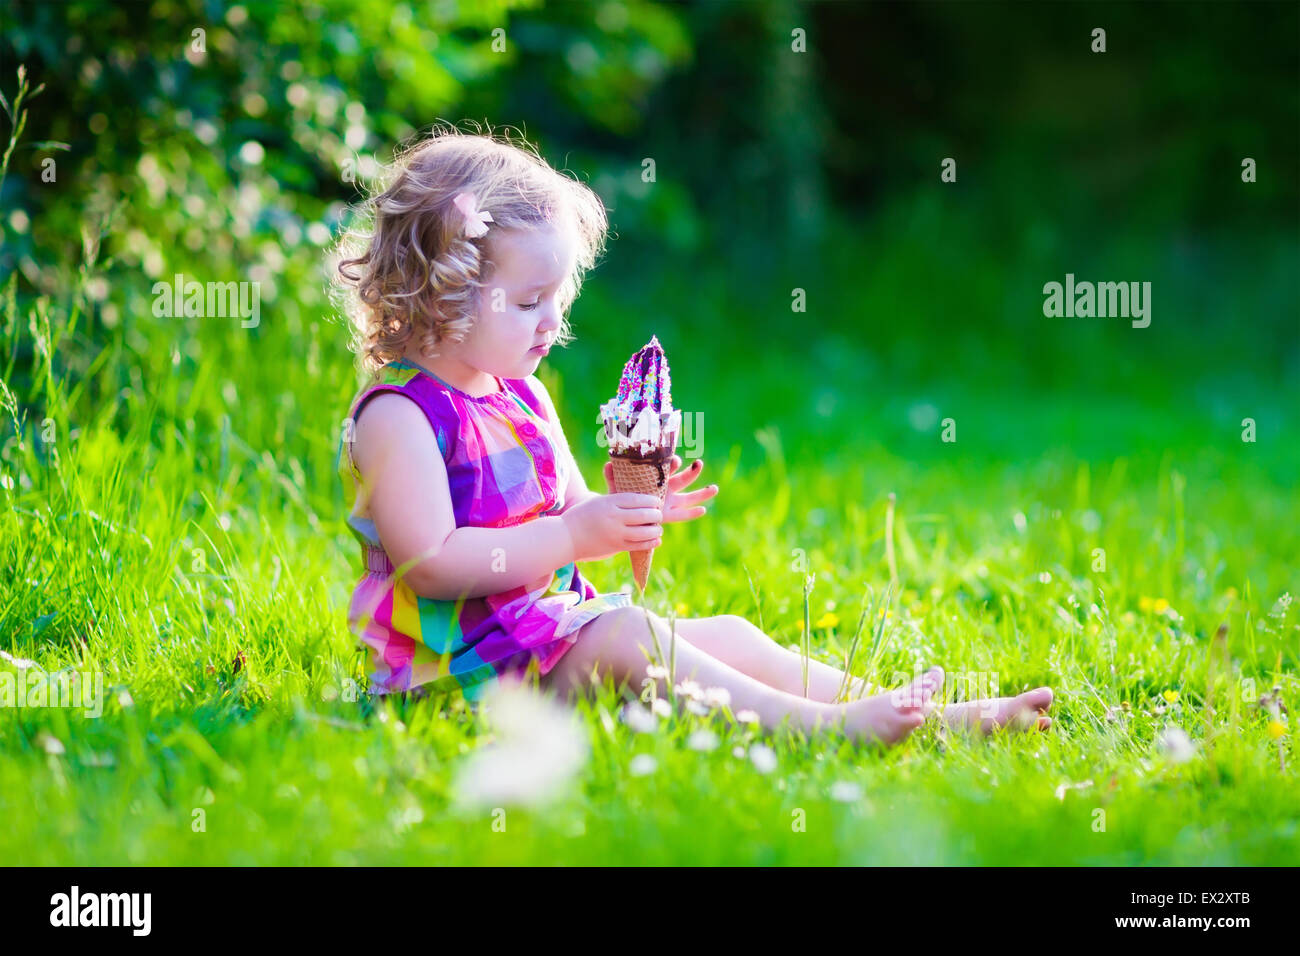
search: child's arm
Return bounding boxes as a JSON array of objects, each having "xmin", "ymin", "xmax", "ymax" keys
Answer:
[
  {"xmin": 558, "ymin": 459, "xmax": 598, "ymax": 515},
  {"xmin": 353, "ymin": 394, "xmax": 663, "ymax": 601},
  {"xmin": 528, "ymin": 376, "xmax": 592, "ymax": 516}
]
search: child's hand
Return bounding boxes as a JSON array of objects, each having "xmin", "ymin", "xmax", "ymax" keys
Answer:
[
  {"xmin": 561, "ymin": 491, "xmax": 664, "ymax": 563},
  {"xmin": 601, "ymin": 454, "xmax": 717, "ymax": 525}
]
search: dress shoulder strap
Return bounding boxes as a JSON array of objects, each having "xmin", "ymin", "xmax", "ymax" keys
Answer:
[{"xmin": 344, "ymin": 364, "xmax": 456, "ymax": 464}]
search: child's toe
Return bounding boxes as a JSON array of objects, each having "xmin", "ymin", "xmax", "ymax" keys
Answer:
[{"xmin": 1020, "ymin": 686, "xmax": 1053, "ymax": 711}]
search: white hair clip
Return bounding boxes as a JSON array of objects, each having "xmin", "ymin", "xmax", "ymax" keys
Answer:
[{"xmin": 452, "ymin": 191, "xmax": 494, "ymax": 238}]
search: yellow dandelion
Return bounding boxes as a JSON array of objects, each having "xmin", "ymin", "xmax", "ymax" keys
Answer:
[
  {"xmin": 1153, "ymin": 598, "xmax": 1170, "ymax": 616},
  {"xmin": 1267, "ymin": 721, "xmax": 1286, "ymax": 740},
  {"xmin": 674, "ymin": 602, "xmax": 689, "ymax": 617},
  {"xmin": 1162, "ymin": 689, "xmax": 1180, "ymax": 704},
  {"xmin": 1138, "ymin": 596, "xmax": 1155, "ymax": 613},
  {"xmin": 815, "ymin": 611, "xmax": 840, "ymax": 629}
]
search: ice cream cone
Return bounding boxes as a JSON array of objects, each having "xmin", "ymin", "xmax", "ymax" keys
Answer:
[
  {"xmin": 600, "ymin": 335, "xmax": 681, "ymax": 594},
  {"xmin": 609, "ymin": 453, "xmax": 671, "ymax": 591}
]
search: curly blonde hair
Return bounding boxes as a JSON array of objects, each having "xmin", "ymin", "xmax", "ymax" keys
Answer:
[{"xmin": 330, "ymin": 122, "xmax": 609, "ymax": 374}]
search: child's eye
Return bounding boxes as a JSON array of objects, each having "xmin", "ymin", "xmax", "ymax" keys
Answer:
[{"xmin": 518, "ymin": 301, "xmax": 540, "ymax": 311}]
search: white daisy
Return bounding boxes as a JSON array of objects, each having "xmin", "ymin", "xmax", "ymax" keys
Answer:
[
  {"xmin": 749, "ymin": 743, "xmax": 778, "ymax": 774},
  {"xmin": 450, "ymin": 683, "xmax": 589, "ymax": 810},
  {"xmin": 703, "ymin": 686, "xmax": 732, "ymax": 710},
  {"xmin": 1156, "ymin": 725, "xmax": 1196, "ymax": 764},
  {"xmin": 687, "ymin": 728, "xmax": 719, "ymax": 752},
  {"xmin": 619, "ymin": 700, "xmax": 658, "ymax": 734},
  {"xmin": 829, "ymin": 781, "xmax": 862, "ymax": 802},
  {"xmin": 629, "ymin": 753, "xmax": 657, "ymax": 776},
  {"xmin": 675, "ymin": 679, "xmax": 704, "ymax": 700}
]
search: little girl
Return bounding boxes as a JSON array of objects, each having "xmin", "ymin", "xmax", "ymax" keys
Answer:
[{"xmin": 331, "ymin": 127, "xmax": 1054, "ymax": 747}]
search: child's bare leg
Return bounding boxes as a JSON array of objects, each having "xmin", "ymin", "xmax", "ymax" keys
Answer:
[
  {"xmin": 675, "ymin": 616, "xmax": 1055, "ymax": 734},
  {"xmin": 543, "ymin": 607, "xmax": 835, "ymax": 735},
  {"xmin": 942, "ymin": 687, "xmax": 1055, "ymax": 734},
  {"xmin": 542, "ymin": 606, "xmax": 942, "ymax": 746},
  {"xmin": 672, "ymin": 614, "xmax": 876, "ymax": 702}
]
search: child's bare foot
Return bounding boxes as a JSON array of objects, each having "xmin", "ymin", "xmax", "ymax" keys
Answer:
[
  {"xmin": 838, "ymin": 666, "xmax": 945, "ymax": 747},
  {"xmin": 942, "ymin": 686, "xmax": 1054, "ymax": 735}
]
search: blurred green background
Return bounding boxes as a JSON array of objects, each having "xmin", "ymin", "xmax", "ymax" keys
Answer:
[{"xmin": 3, "ymin": 0, "xmax": 1296, "ymax": 478}]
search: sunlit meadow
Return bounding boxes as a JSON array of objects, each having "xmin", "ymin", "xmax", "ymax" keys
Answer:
[
  {"xmin": 3, "ymin": 209, "xmax": 1296, "ymax": 863},
  {"xmin": 2, "ymin": 11, "xmax": 1297, "ymax": 863}
]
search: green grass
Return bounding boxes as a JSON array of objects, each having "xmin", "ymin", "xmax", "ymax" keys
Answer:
[{"xmin": 2, "ymin": 243, "xmax": 1297, "ymax": 864}]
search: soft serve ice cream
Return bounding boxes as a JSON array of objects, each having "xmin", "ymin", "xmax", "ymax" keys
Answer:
[{"xmin": 600, "ymin": 335, "xmax": 683, "ymax": 464}]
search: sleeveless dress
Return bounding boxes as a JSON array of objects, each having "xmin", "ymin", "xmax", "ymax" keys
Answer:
[{"xmin": 338, "ymin": 358, "xmax": 632, "ymax": 702}]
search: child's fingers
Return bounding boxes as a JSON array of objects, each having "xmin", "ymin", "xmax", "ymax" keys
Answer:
[
  {"xmin": 622, "ymin": 507, "xmax": 664, "ymax": 526},
  {"xmin": 672, "ymin": 485, "xmax": 718, "ymax": 506},
  {"xmin": 610, "ymin": 492, "xmax": 660, "ymax": 510},
  {"xmin": 614, "ymin": 493, "xmax": 661, "ymax": 510},
  {"xmin": 668, "ymin": 458, "xmax": 705, "ymax": 490},
  {"xmin": 663, "ymin": 504, "xmax": 708, "ymax": 523},
  {"xmin": 624, "ymin": 522, "xmax": 662, "ymax": 542}
]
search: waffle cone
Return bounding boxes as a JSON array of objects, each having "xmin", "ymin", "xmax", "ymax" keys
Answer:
[{"xmin": 608, "ymin": 454, "xmax": 671, "ymax": 591}]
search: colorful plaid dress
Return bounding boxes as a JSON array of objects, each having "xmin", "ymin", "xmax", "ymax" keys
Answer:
[{"xmin": 338, "ymin": 358, "xmax": 632, "ymax": 701}]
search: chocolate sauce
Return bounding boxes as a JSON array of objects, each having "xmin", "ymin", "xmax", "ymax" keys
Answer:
[{"xmin": 612, "ymin": 446, "xmax": 673, "ymax": 486}]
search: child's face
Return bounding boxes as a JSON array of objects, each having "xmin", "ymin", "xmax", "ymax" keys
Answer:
[{"xmin": 455, "ymin": 222, "xmax": 576, "ymax": 381}]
